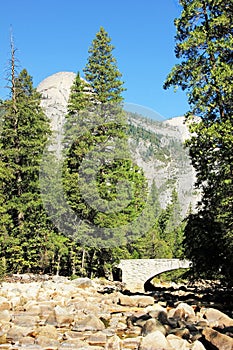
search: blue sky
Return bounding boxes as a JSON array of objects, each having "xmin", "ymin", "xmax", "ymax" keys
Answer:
[{"xmin": 0, "ymin": 0, "xmax": 189, "ymax": 120}]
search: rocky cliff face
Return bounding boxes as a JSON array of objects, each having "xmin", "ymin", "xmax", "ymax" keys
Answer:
[
  {"xmin": 127, "ymin": 113, "xmax": 200, "ymax": 215},
  {"xmin": 37, "ymin": 71, "xmax": 200, "ymax": 216}
]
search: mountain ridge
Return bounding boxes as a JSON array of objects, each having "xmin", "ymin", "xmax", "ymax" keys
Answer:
[{"xmin": 37, "ymin": 71, "xmax": 200, "ymax": 216}]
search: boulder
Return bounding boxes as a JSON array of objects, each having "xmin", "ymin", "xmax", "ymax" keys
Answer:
[
  {"xmin": 167, "ymin": 334, "xmax": 191, "ymax": 349},
  {"xmin": 53, "ymin": 305, "xmax": 74, "ymax": 327},
  {"xmin": 203, "ymin": 327, "xmax": 233, "ymax": 350},
  {"xmin": 12, "ymin": 314, "xmax": 39, "ymax": 327},
  {"xmin": 190, "ymin": 340, "xmax": 207, "ymax": 350},
  {"xmin": 139, "ymin": 330, "xmax": 173, "ymax": 350},
  {"xmin": 33, "ymin": 325, "xmax": 59, "ymax": 339},
  {"xmin": 118, "ymin": 294, "xmax": 154, "ymax": 307},
  {"xmin": 0, "ymin": 297, "xmax": 11, "ymax": 311},
  {"xmin": 6, "ymin": 325, "xmax": 33, "ymax": 342},
  {"xmin": 87, "ymin": 332, "xmax": 107, "ymax": 346},
  {"xmin": 72, "ymin": 315, "xmax": 105, "ymax": 331},
  {"xmin": 122, "ymin": 336, "xmax": 142, "ymax": 349},
  {"xmin": 0, "ymin": 311, "xmax": 11, "ymax": 323},
  {"xmin": 59, "ymin": 339, "xmax": 89, "ymax": 349},
  {"xmin": 203, "ymin": 308, "xmax": 233, "ymax": 327},
  {"xmin": 142, "ymin": 318, "xmax": 167, "ymax": 336},
  {"xmin": 174, "ymin": 302, "xmax": 195, "ymax": 318},
  {"xmin": 106, "ymin": 334, "xmax": 121, "ymax": 350},
  {"xmin": 71, "ymin": 277, "xmax": 93, "ymax": 289},
  {"xmin": 35, "ymin": 335, "xmax": 60, "ymax": 349}
]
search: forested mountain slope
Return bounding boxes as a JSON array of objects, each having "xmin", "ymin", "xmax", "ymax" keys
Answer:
[{"xmin": 37, "ymin": 71, "xmax": 200, "ymax": 216}]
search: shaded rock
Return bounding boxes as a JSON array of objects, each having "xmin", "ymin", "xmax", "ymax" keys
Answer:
[
  {"xmin": 172, "ymin": 307, "xmax": 186, "ymax": 320},
  {"xmin": 196, "ymin": 320, "xmax": 209, "ymax": 329},
  {"xmin": 175, "ymin": 302, "xmax": 195, "ymax": 318},
  {"xmin": 127, "ymin": 313, "xmax": 151, "ymax": 328},
  {"xmin": 146, "ymin": 303, "xmax": 167, "ymax": 318},
  {"xmin": 203, "ymin": 326, "xmax": 233, "ymax": 350},
  {"xmin": 124, "ymin": 325, "xmax": 142, "ymax": 338},
  {"xmin": 168, "ymin": 327, "xmax": 190, "ymax": 339},
  {"xmin": 45, "ymin": 309, "xmax": 57, "ymax": 326},
  {"xmin": 218, "ymin": 326, "xmax": 233, "ymax": 337},
  {"xmin": 203, "ymin": 308, "xmax": 233, "ymax": 327},
  {"xmin": 142, "ymin": 318, "xmax": 167, "ymax": 336},
  {"xmin": 139, "ymin": 330, "xmax": 172, "ymax": 350}
]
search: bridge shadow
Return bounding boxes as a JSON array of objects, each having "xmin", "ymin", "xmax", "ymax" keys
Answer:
[{"xmin": 144, "ymin": 268, "xmax": 190, "ymax": 292}]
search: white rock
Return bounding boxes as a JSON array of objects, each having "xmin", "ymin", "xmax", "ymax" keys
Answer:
[{"xmin": 140, "ymin": 330, "xmax": 172, "ymax": 350}]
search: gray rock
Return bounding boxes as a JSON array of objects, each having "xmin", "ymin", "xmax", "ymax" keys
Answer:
[
  {"xmin": 72, "ymin": 277, "xmax": 94, "ymax": 289},
  {"xmin": 203, "ymin": 326, "xmax": 233, "ymax": 350},
  {"xmin": 142, "ymin": 318, "xmax": 167, "ymax": 336},
  {"xmin": 203, "ymin": 308, "xmax": 233, "ymax": 327}
]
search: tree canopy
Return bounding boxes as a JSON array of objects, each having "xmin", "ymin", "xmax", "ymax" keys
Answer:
[{"xmin": 164, "ymin": 0, "xmax": 233, "ymax": 284}]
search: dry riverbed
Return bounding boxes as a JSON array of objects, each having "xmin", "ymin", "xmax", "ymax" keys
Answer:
[{"xmin": 0, "ymin": 274, "xmax": 232, "ymax": 349}]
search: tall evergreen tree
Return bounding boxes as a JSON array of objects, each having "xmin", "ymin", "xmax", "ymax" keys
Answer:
[
  {"xmin": 83, "ymin": 26, "xmax": 125, "ymax": 104},
  {"xmin": 164, "ymin": 0, "xmax": 233, "ymax": 283},
  {"xmin": 62, "ymin": 27, "xmax": 148, "ymax": 276},
  {"xmin": 0, "ymin": 67, "xmax": 55, "ymax": 273}
]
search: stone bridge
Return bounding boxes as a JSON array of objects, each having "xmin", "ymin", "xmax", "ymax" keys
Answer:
[{"xmin": 118, "ymin": 259, "xmax": 191, "ymax": 292}]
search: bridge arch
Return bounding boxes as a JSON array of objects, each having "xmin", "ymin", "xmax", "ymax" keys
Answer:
[{"xmin": 117, "ymin": 259, "xmax": 191, "ymax": 292}]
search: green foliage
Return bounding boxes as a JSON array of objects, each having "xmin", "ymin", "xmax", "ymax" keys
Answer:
[
  {"xmin": 61, "ymin": 27, "xmax": 149, "ymax": 277},
  {"xmin": 130, "ymin": 186, "xmax": 185, "ymax": 260},
  {"xmin": 83, "ymin": 26, "xmax": 125, "ymax": 104},
  {"xmin": 164, "ymin": 0, "xmax": 233, "ymax": 284},
  {"xmin": 153, "ymin": 268, "xmax": 189, "ymax": 284},
  {"xmin": 0, "ymin": 68, "xmax": 61, "ymax": 273},
  {"xmin": 127, "ymin": 123, "xmax": 169, "ymax": 162},
  {"xmin": 0, "ymin": 28, "xmax": 188, "ymax": 279}
]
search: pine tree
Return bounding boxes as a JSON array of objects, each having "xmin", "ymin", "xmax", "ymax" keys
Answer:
[
  {"xmin": 164, "ymin": 0, "xmax": 233, "ymax": 283},
  {"xmin": 83, "ymin": 26, "xmax": 125, "ymax": 104},
  {"xmin": 62, "ymin": 28, "xmax": 148, "ymax": 276},
  {"xmin": 0, "ymin": 67, "xmax": 54, "ymax": 273}
]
